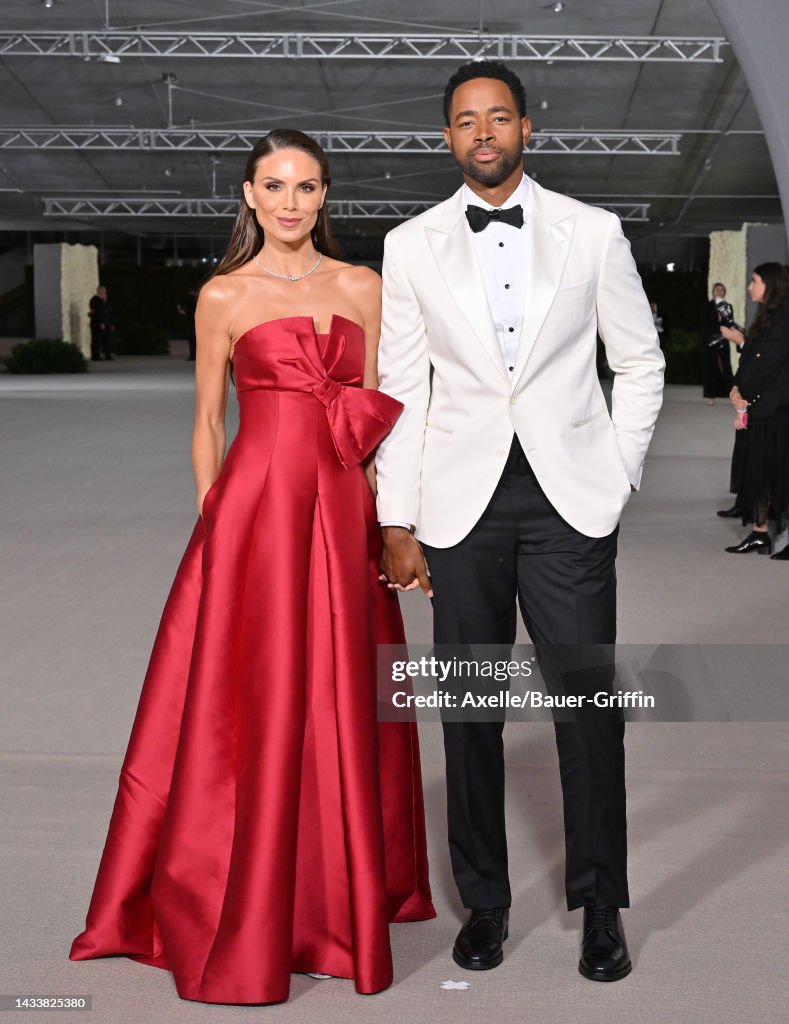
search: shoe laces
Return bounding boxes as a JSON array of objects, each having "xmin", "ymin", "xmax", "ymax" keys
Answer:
[
  {"xmin": 587, "ymin": 905, "xmax": 617, "ymax": 930},
  {"xmin": 473, "ymin": 907, "xmax": 506, "ymax": 922}
]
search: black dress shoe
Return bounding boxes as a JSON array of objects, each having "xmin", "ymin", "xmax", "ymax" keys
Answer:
[
  {"xmin": 579, "ymin": 906, "xmax": 631, "ymax": 982},
  {"xmin": 717, "ymin": 505, "xmax": 743, "ymax": 518},
  {"xmin": 725, "ymin": 532, "xmax": 772, "ymax": 555},
  {"xmin": 452, "ymin": 907, "xmax": 509, "ymax": 971},
  {"xmin": 770, "ymin": 546, "xmax": 789, "ymax": 560}
]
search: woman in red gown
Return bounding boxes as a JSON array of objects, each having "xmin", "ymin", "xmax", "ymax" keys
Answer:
[{"xmin": 69, "ymin": 129, "xmax": 435, "ymax": 1004}]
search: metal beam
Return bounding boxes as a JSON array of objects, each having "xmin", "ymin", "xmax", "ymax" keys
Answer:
[
  {"xmin": 0, "ymin": 31, "xmax": 726, "ymax": 62},
  {"xmin": 0, "ymin": 127, "xmax": 681, "ymax": 155},
  {"xmin": 42, "ymin": 196, "xmax": 650, "ymax": 221}
]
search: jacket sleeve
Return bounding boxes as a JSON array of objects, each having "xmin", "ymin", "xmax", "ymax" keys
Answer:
[
  {"xmin": 374, "ymin": 230, "xmax": 432, "ymax": 527},
  {"xmin": 732, "ymin": 343, "xmax": 751, "ymax": 389},
  {"xmin": 594, "ymin": 213, "xmax": 665, "ymax": 490},
  {"xmin": 736, "ymin": 305, "xmax": 789, "ymax": 403}
]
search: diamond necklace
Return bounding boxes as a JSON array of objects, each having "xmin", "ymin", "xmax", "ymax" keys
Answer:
[{"xmin": 253, "ymin": 251, "xmax": 322, "ymax": 282}]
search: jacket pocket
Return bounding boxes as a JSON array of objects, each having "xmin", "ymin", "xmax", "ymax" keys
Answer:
[{"xmin": 571, "ymin": 409, "xmax": 607, "ymax": 429}]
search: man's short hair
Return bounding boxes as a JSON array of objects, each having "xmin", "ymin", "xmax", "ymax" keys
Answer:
[{"xmin": 443, "ymin": 60, "xmax": 527, "ymax": 125}]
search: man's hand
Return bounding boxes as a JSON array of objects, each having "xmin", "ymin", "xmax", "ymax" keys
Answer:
[{"xmin": 379, "ymin": 526, "xmax": 433, "ymax": 597}]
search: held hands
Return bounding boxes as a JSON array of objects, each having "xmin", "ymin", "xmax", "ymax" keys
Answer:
[{"xmin": 378, "ymin": 527, "xmax": 433, "ymax": 597}]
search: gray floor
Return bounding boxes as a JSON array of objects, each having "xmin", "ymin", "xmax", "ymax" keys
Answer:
[{"xmin": 1, "ymin": 352, "xmax": 788, "ymax": 1024}]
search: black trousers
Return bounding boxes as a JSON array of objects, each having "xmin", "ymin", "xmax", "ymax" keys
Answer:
[
  {"xmin": 421, "ymin": 436, "xmax": 629, "ymax": 912},
  {"xmin": 90, "ymin": 327, "xmax": 111, "ymax": 360}
]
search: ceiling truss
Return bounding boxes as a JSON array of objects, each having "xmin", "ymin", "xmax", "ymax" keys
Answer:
[
  {"xmin": 0, "ymin": 31, "xmax": 726, "ymax": 63},
  {"xmin": 0, "ymin": 127, "xmax": 682, "ymax": 156},
  {"xmin": 42, "ymin": 196, "xmax": 651, "ymax": 222}
]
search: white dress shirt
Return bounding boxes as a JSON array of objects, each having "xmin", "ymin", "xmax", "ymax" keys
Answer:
[
  {"xmin": 381, "ymin": 174, "xmax": 532, "ymax": 530},
  {"xmin": 462, "ymin": 173, "xmax": 531, "ymax": 373}
]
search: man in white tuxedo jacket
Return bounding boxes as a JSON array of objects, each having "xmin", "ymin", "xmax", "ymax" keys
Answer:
[{"xmin": 376, "ymin": 62, "xmax": 664, "ymax": 981}]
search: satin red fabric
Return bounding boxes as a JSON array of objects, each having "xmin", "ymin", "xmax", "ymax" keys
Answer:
[{"xmin": 69, "ymin": 314, "xmax": 435, "ymax": 1004}]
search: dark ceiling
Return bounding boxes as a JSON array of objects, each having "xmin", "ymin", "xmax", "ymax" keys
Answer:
[{"xmin": 0, "ymin": 0, "xmax": 782, "ymax": 260}]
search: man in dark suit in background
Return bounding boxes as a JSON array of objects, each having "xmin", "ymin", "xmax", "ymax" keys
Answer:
[
  {"xmin": 89, "ymin": 285, "xmax": 114, "ymax": 361},
  {"xmin": 177, "ymin": 287, "xmax": 199, "ymax": 362}
]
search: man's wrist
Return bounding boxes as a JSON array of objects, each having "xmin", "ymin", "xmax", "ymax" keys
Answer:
[{"xmin": 381, "ymin": 522, "xmax": 415, "ymax": 534}]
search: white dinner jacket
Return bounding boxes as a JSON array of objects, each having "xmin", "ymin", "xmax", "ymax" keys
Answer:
[{"xmin": 375, "ymin": 177, "xmax": 665, "ymax": 546}]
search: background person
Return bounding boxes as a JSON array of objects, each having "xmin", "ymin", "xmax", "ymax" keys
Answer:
[
  {"xmin": 176, "ymin": 286, "xmax": 198, "ymax": 361},
  {"xmin": 650, "ymin": 299, "xmax": 669, "ymax": 350},
  {"xmin": 88, "ymin": 284, "xmax": 114, "ymax": 361},
  {"xmin": 722, "ymin": 263, "xmax": 789, "ymax": 557},
  {"xmin": 700, "ymin": 282, "xmax": 735, "ymax": 405}
]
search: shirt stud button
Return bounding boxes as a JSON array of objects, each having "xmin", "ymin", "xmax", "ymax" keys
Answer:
[
  {"xmin": 498, "ymin": 242, "xmax": 504, "ymax": 248},
  {"xmin": 508, "ymin": 327, "xmax": 515, "ymax": 333},
  {"xmin": 504, "ymin": 283, "xmax": 510, "ymax": 289}
]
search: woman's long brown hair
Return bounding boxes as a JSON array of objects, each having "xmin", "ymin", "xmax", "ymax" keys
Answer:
[
  {"xmin": 209, "ymin": 129, "xmax": 340, "ymax": 280},
  {"xmin": 746, "ymin": 262, "xmax": 789, "ymax": 341}
]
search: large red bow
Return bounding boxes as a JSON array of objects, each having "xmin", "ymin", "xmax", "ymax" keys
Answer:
[{"xmin": 312, "ymin": 377, "xmax": 403, "ymax": 470}]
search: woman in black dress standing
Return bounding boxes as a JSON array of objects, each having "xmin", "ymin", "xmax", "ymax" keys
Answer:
[{"xmin": 722, "ymin": 263, "xmax": 789, "ymax": 557}]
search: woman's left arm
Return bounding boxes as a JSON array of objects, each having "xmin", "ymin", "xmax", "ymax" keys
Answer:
[{"xmin": 738, "ymin": 305, "xmax": 789, "ymax": 401}]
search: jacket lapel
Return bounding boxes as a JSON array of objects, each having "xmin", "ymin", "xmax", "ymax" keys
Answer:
[
  {"xmin": 425, "ymin": 190, "xmax": 508, "ymax": 382},
  {"xmin": 510, "ymin": 183, "xmax": 576, "ymax": 388}
]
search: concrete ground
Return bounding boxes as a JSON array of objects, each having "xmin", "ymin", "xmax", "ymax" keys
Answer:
[{"xmin": 1, "ymin": 352, "xmax": 787, "ymax": 1024}]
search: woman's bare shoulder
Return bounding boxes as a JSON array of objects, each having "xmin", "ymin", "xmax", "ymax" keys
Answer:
[
  {"xmin": 331, "ymin": 262, "xmax": 381, "ymax": 301},
  {"xmin": 199, "ymin": 274, "xmax": 236, "ymax": 305},
  {"xmin": 198, "ymin": 267, "xmax": 255, "ymax": 308}
]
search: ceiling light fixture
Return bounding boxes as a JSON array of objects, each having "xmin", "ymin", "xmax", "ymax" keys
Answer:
[
  {"xmin": 97, "ymin": 53, "xmax": 121, "ymax": 64},
  {"xmin": 42, "ymin": 0, "xmax": 55, "ymax": 8},
  {"xmin": 553, "ymin": 2, "xmax": 565, "ymax": 12}
]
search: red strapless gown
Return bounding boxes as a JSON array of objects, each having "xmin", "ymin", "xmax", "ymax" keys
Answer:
[{"xmin": 69, "ymin": 314, "xmax": 435, "ymax": 1004}]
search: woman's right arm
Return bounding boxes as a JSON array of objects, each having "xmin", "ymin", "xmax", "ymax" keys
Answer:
[{"xmin": 192, "ymin": 278, "xmax": 233, "ymax": 517}]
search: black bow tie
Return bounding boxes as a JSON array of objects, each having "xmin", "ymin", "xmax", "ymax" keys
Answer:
[{"xmin": 465, "ymin": 204, "xmax": 524, "ymax": 233}]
